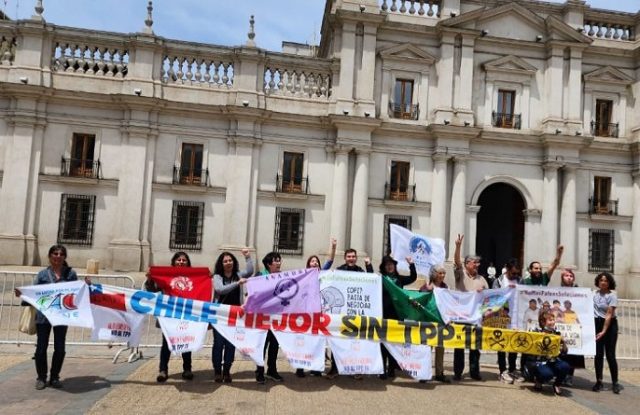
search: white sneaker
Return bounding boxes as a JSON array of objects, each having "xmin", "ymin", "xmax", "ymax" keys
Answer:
[
  {"xmin": 500, "ymin": 371, "xmax": 514, "ymax": 384},
  {"xmin": 510, "ymin": 371, "xmax": 525, "ymax": 383}
]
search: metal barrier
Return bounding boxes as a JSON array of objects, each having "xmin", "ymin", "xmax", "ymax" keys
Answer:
[{"xmin": 617, "ymin": 299, "xmax": 639, "ymax": 360}]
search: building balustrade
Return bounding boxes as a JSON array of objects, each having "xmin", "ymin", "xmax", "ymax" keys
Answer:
[
  {"xmin": 389, "ymin": 102, "xmax": 419, "ymax": 120},
  {"xmin": 583, "ymin": 21, "xmax": 634, "ymax": 41},
  {"xmin": 380, "ymin": 0, "xmax": 441, "ymax": 17},
  {"xmin": 591, "ymin": 121, "xmax": 619, "ymax": 138},
  {"xmin": 52, "ymin": 41, "xmax": 129, "ymax": 77},
  {"xmin": 276, "ymin": 174, "xmax": 309, "ymax": 194},
  {"xmin": 60, "ymin": 157, "xmax": 101, "ymax": 179},
  {"xmin": 492, "ymin": 112, "xmax": 521, "ymax": 129},
  {"xmin": 161, "ymin": 54, "xmax": 233, "ymax": 87},
  {"xmin": 384, "ymin": 182, "xmax": 416, "ymax": 202},
  {"xmin": 589, "ymin": 197, "xmax": 618, "ymax": 216},
  {"xmin": 264, "ymin": 66, "xmax": 331, "ymax": 99},
  {"xmin": 173, "ymin": 165, "xmax": 209, "ymax": 186}
]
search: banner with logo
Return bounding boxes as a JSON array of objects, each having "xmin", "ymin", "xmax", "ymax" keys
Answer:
[
  {"xmin": 515, "ymin": 286, "xmax": 595, "ymax": 355},
  {"xmin": 82, "ymin": 284, "xmax": 562, "ymax": 357},
  {"xmin": 389, "ymin": 224, "xmax": 446, "ymax": 276},
  {"xmin": 20, "ymin": 281, "xmax": 93, "ymax": 328},
  {"xmin": 382, "ymin": 276, "xmax": 443, "ymax": 323},
  {"xmin": 433, "ymin": 287, "xmax": 515, "ymax": 327},
  {"xmin": 245, "ymin": 268, "xmax": 321, "ymax": 314},
  {"xmin": 384, "ymin": 343, "xmax": 432, "ymax": 380},
  {"xmin": 274, "ymin": 331, "xmax": 326, "ymax": 371},
  {"xmin": 158, "ymin": 317, "xmax": 209, "ymax": 355},
  {"xmin": 214, "ymin": 325, "xmax": 268, "ymax": 366},
  {"xmin": 90, "ymin": 305, "xmax": 145, "ymax": 345},
  {"xmin": 148, "ymin": 266, "xmax": 212, "ymax": 301}
]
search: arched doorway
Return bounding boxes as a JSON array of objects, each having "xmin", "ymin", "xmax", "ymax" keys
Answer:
[{"xmin": 475, "ymin": 183, "xmax": 526, "ymax": 279}]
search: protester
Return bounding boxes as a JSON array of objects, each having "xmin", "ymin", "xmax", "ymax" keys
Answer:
[
  {"xmin": 420, "ymin": 264, "xmax": 450, "ymax": 383},
  {"xmin": 492, "ymin": 258, "xmax": 522, "ymax": 384},
  {"xmin": 558, "ymin": 268, "xmax": 584, "ymax": 386},
  {"xmin": 522, "ymin": 245, "xmax": 564, "ymax": 286},
  {"xmin": 14, "ymin": 245, "xmax": 79, "ymax": 390},
  {"xmin": 452, "ymin": 234, "xmax": 487, "ymax": 381},
  {"xmin": 212, "ymin": 248, "xmax": 253, "ymax": 383},
  {"xmin": 529, "ymin": 310, "xmax": 570, "ymax": 395},
  {"xmin": 253, "ymin": 252, "xmax": 284, "ymax": 383},
  {"xmin": 326, "ymin": 248, "xmax": 373, "ymax": 379},
  {"xmin": 144, "ymin": 252, "xmax": 194, "ymax": 383},
  {"xmin": 379, "ymin": 255, "xmax": 417, "ymax": 379},
  {"xmin": 592, "ymin": 272, "xmax": 621, "ymax": 394}
]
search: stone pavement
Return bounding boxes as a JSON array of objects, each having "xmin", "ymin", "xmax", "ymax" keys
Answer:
[{"xmin": 0, "ymin": 344, "xmax": 637, "ymax": 415}]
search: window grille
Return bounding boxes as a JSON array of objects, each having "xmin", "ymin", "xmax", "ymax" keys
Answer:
[
  {"xmin": 57, "ymin": 194, "xmax": 96, "ymax": 246},
  {"xmin": 589, "ymin": 229, "xmax": 614, "ymax": 273},
  {"xmin": 383, "ymin": 214, "xmax": 412, "ymax": 257},
  {"xmin": 170, "ymin": 201, "xmax": 205, "ymax": 250},
  {"xmin": 274, "ymin": 207, "xmax": 305, "ymax": 255}
]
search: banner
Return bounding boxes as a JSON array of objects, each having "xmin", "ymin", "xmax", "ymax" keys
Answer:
[
  {"xmin": 245, "ymin": 268, "xmax": 321, "ymax": 314},
  {"xmin": 384, "ymin": 343, "xmax": 432, "ymax": 381},
  {"xmin": 90, "ymin": 305, "xmax": 145, "ymax": 345},
  {"xmin": 515, "ymin": 286, "xmax": 595, "ymax": 355},
  {"xmin": 330, "ymin": 337, "xmax": 384, "ymax": 375},
  {"xmin": 274, "ymin": 331, "xmax": 326, "ymax": 371},
  {"xmin": 20, "ymin": 281, "xmax": 93, "ymax": 328},
  {"xmin": 148, "ymin": 266, "xmax": 212, "ymax": 301},
  {"xmin": 382, "ymin": 276, "xmax": 443, "ymax": 323},
  {"xmin": 433, "ymin": 287, "xmax": 515, "ymax": 327},
  {"xmin": 389, "ymin": 224, "xmax": 445, "ymax": 276},
  {"xmin": 84, "ymin": 284, "xmax": 562, "ymax": 357},
  {"xmin": 214, "ymin": 325, "xmax": 268, "ymax": 366},
  {"xmin": 158, "ymin": 317, "xmax": 209, "ymax": 355}
]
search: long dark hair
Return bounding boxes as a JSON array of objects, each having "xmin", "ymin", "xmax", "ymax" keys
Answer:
[
  {"xmin": 171, "ymin": 251, "xmax": 192, "ymax": 267},
  {"xmin": 48, "ymin": 244, "xmax": 70, "ymax": 269},
  {"xmin": 306, "ymin": 255, "xmax": 321, "ymax": 269},
  {"xmin": 214, "ymin": 251, "xmax": 240, "ymax": 280},
  {"xmin": 595, "ymin": 272, "xmax": 616, "ymax": 290}
]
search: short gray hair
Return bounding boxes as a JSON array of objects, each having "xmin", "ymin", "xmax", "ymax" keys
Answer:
[
  {"xmin": 429, "ymin": 265, "xmax": 446, "ymax": 282},
  {"xmin": 464, "ymin": 255, "xmax": 481, "ymax": 264}
]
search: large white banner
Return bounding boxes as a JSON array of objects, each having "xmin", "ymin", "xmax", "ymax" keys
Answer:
[
  {"xmin": 20, "ymin": 281, "xmax": 93, "ymax": 328},
  {"xmin": 158, "ymin": 317, "xmax": 209, "ymax": 355},
  {"xmin": 389, "ymin": 224, "xmax": 445, "ymax": 276},
  {"xmin": 214, "ymin": 325, "xmax": 268, "ymax": 366},
  {"xmin": 320, "ymin": 270, "xmax": 383, "ymax": 374},
  {"xmin": 90, "ymin": 305, "xmax": 145, "ymax": 346},
  {"xmin": 434, "ymin": 287, "xmax": 515, "ymax": 327},
  {"xmin": 384, "ymin": 343, "xmax": 432, "ymax": 381},
  {"xmin": 515, "ymin": 286, "xmax": 595, "ymax": 355},
  {"xmin": 274, "ymin": 331, "xmax": 326, "ymax": 371}
]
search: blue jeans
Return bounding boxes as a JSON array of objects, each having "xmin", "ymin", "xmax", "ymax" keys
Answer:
[
  {"xmin": 534, "ymin": 359, "xmax": 571, "ymax": 385},
  {"xmin": 212, "ymin": 328, "xmax": 235, "ymax": 373}
]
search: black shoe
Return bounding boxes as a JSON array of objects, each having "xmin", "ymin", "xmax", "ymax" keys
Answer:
[
  {"xmin": 156, "ymin": 371, "xmax": 168, "ymax": 383},
  {"xmin": 266, "ymin": 371, "xmax": 284, "ymax": 382},
  {"xmin": 310, "ymin": 371, "xmax": 322, "ymax": 377},
  {"xmin": 296, "ymin": 369, "xmax": 306, "ymax": 378},
  {"xmin": 453, "ymin": 374, "xmax": 462, "ymax": 381},
  {"xmin": 326, "ymin": 369, "xmax": 338, "ymax": 379},
  {"xmin": 49, "ymin": 378, "xmax": 63, "ymax": 389},
  {"xmin": 35, "ymin": 379, "xmax": 46, "ymax": 390},
  {"xmin": 435, "ymin": 374, "xmax": 450, "ymax": 383},
  {"xmin": 470, "ymin": 373, "xmax": 482, "ymax": 381},
  {"xmin": 379, "ymin": 373, "xmax": 388, "ymax": 380},
  {"xmin": 214, "ymin": 371, "xmax": 223, "ymax": 383},
  {"xmin": 592, "ymin": 381, "xmax": 603, "ymax": 392},
  {"xmin": 182, "ymin": 370, "xmax": 194, "ymax": 381},
  {"xmin": 612, "ymin": 383, "xmax": 621, "ymax": 394},
  {"xmin": 223, "ymin": 372, "xmax": 232, "ymax": 383},
  {"xmin": 387, "ymin": 370, "xmax": 396, "ymax": 379},
  {"xmin": 255, "ymin": 369, "xmax": 265, "ymax": 384}
]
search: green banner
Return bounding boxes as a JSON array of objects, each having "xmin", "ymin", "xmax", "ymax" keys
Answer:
[{"xmin": 382, "ymin": 276, "xmax": 443, "ymax": 324}]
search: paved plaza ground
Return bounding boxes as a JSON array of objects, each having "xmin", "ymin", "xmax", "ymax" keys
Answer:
[{"xmin": 0, "ymin": 344, "xmax": 637, "ymax": 415}]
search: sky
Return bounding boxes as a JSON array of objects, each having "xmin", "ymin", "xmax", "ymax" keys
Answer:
[{"xmin": 2, "ymin": 1, "xmax": 638, "ymax": 52}]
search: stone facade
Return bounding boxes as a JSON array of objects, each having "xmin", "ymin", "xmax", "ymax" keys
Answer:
[{"xmin": 1, "ymin": 0, "xmax": 639, "ymax": 297}]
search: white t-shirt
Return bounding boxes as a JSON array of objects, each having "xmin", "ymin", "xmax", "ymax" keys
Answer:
[{"xmin": 593, "ymin": 291, "xmax": 617, "ymax": 319}]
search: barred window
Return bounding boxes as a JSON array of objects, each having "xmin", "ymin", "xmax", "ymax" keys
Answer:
[
  {"xmin": 383, "ymin": 214, "xmax": 412, "ymax": 257},
  {"xmin": 57, "ymin": 194, "xmax": 96, "ymax": 246},
  {"xmin": 589, "ymin": 229, "xmax": 614, "ymax": 273},
  {"xmin": 274, "ymin": 207, "xmax": 305, "ymax": 255},
  {"xmin": 170, "ymin": 201, "xmax": 205, "ymax": 251}
]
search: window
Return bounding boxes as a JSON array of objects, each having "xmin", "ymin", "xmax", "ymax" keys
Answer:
[
  {"xmin": 170, "ymin": 201, "xmax": 204, "ymax": 250},
  {"xmin": 589, "ymin": 229, "xmax": 614, "ymax": 273},
  {"xmin": 392, "ymin": 79, "xmax": 417, "ymax": 119},
  {"xmin": 67, "ymin": 133, "xmax": 97, "ymax": 178},
  {"xmin": 493, "ymin": 90, "xmax": 519, "ymax": 128},
  {"xmin": 388, "ymin": 161, "xmax": 410, "ymax": 201},
  {"xmin": 592, "ymin": 176, "xmax": 613, "ymax": 214},
  {"xmin": 274, "ymin": 207, "xmax": 305, "ymax": 255},
  {"xmin": 57, "ymin": 194, "xmax": 96, "ymax": 246},
  {"xmin": 593, "ymin": 99, "xmax": 616, "ymax": 137},
  {"xmin": 279, "ymin": 152, "xmax": 305, "ymax": 193},
  {"xmin": 383, "ymin": 214, "xmax": 412, "ymax": 257},
  {"xmin": 177, "ymin": 143, "xmax": 205, "ymax": 185}
]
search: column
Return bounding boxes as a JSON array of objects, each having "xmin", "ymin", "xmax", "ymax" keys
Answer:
[
  {"xmin": 560, "ymin": 166, "xmax": 577, "ymax": 267},
  {"xmin": 631, "ymin": 172, "xmax": 640, "ymax": 273},
  {"xmin": 466, "ymin": 205, "xmax": 481, "ymax": 257},
  {"xmin": 541, "ymin": 164, "xmax": 559, "ymax": 261},
  {"xmin": 545, "ymin": 47, "xmax": 564, "ymax": 120},
  {"xmin": 355, "ymin": 25, "xmax": 377, "ymax": 106},
  {"xmin": 329, "ymin": 148, "xmax": 350, "ymax": 252},
  {"xmin": 454, "ymin": 37, "xmax": 474, "ymax": 111},
  {"xmin": 336, "ymin": 22, "xmax": 356, "ymax": 108},
  {"xmin": 222, "ymin": 136, "xmax": 255, "ymax": 249},
  {"xmin": 567, "ymin": 48, "xmax": 582, "ymax": 122},
  {"xmin": 350, "ymin": 149, "xmax": 370, "ymax": 254},
  {"xmin": 448, "ymin": 158, "xmax": 467, "ymax": 259},
  {"xmin": 430, "ymin": 156, "xmax": 449, "ymax": 240}
]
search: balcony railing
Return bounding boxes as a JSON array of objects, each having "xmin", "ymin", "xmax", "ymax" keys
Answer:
[
  {"xmin": 173, "ymin": 165, "xmax": 209, "ymax": 186},
  {"xmin": 276, "ymin": 174, "xmax": 309, "ymax": 194},
  {"xmin": 384, "ymin": 182, "xmax": 416, "ymax": 202},
  {"xmin": 60, "ymin": 157, "xmax": 101, "ymax": 179},
  {"xmin": 492, "ymin": 112, "xmax": 521, "ymax": 129},
  {"xmin": 380, "ymin": 0, "xmax": 441, "ymax": 18},
  {"xmin": 589, "ymin": 197, "xmax": 618, "ymax": 216},
  {"xmin": 591, "ymin": 121, "xmax": 619, "ymax": 138},
  {"xmin": 389, "ymin": 102, "xmax": 419, "ymax": 120}
]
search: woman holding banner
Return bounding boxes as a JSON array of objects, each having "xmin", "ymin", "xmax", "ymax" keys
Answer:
[
  {"xmin": 144, "ymin": 252, "xmax": 194, "ymax": 383},
  {"xmin": 592, "ymin": 272, "xmax": 621, "ymax": 394},
  {"xmin": 558, "ymin": 268, "xmax": 585, "ymax": 386},
  {"xmin": 14, "ymin": 245, "xmax": 78, "ymax": 390},
  {"xmin": 212, "ymin": 249, "xmax": 254, "ymax": 382},
  {"xmin": 420, "ymin": 265, "xmax": 450, "ymax": 383}
]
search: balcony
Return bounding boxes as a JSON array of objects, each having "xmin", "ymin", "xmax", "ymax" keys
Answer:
[
  {"xmin": 384, "ymin": 182, "xmax": 415, "ymax": 202},
  {"xmin": 492, "ymin": 112, "xmax": 521, "ymax": 129},
  {"xmin": 589, "ymin": 198, "xmax": 618, "ymax": 216},
  {"xmin": 389, "ymin": 102, "xmax": 419, "ymax": 120},
  {"xmin": 591, "ymin": 121, "xmax": 619, "ymax": 138},
  {"xmin": 173, "ymin": 165, "xmax": 209, "ymax": 186},
  {"xmin": 276, "ymin": 174, "xmax": 309, "ymax": 194},
  {"xmin": 60, "ymin": 157, "xmax": 101, "ymax": 179},
  {"xmin": 380, "ymin": 0, "xmax": 441, "ymax": 18}
]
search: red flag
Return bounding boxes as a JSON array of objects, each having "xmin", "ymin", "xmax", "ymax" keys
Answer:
[{"xmin": 148, "ymin": 266, "xmax": 212, "ymax": 301}]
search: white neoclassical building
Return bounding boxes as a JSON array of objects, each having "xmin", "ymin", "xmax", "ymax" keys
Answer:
[{"xmin": 1, "ymin": 1, "xmax": 639, "ymax": 297}]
